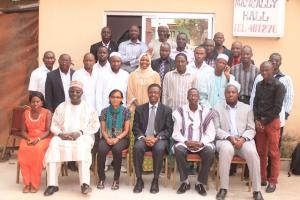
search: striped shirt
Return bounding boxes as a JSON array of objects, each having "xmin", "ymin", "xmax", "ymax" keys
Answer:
[
  {"xmin": 118, "ymin": 39, "xmax": 148, "ymax": 71},
  {"xmin": 162, "ymin": 69, "xmax": 197, "ymax": 111},
  {"xmin": 250, "ymin": 72, "xmax": 294, "ymax": 127},
  {"xmin": 231, "ymin": 63, "xmax": 259, "ymax": 96}
]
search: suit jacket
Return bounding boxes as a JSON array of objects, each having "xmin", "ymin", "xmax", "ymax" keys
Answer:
[
  {"xmin": 90, "ymin": 40, "xmax": 118, "ymax": 60},
  {"xmin": 45, "ymin": 68, "xmax": 75, "ymax": 113},
  {"xmin": 151, "ymin": 57, "xmax": 176, "ymax": 77},
  {"xmin": 213, "ymin": 101, "xmax": 256, "ymax": 140},
  {"xmin": 133, "ymin": 102, "xmax": 174, "ymax": 140}
]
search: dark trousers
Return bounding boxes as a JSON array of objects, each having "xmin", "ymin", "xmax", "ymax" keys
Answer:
[
  {"xmin": 267, "ymin": 127, "xmax": 284, "ymax": 178},
  {"xmin": 174, "ymin": 145, "xmax": 214, "ymax": 185},
  {"xmin": 133, "ymin": 139, "xmax": 168, "ymax": 179},
  {"xmin": 97, "ymin": 138, "xmax": 129, "ymax": 181}
]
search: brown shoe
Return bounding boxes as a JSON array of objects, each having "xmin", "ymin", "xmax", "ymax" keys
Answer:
[{"xmin": 22, "ymin": 185, "xmax": 30, "ymax": 193}]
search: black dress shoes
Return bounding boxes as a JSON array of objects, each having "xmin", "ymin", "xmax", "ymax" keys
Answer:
[
  {"xmin": 253, "ymin": 191, "xmax": 264, "ymax": 200},
  {"xmin": 216, "ymin": 188, "xmax": 227, "ymax": 200},
  {"xmin": 150, "ymin": 179, "xmax": 159, "ymax": 194},
  {"xmin": 176, "ymin": 182, "xmax": 190, "ymax": 194},
  {"xmin": 68, "ymin": 161, "xmax": 78, "ymax": 171},
  {"xmin": 266, "ymin": 183, "xmax": 276, "ymax": 193},
  {"xmin": 44, "ymin": 186, "xmax": 59, "ymax": 196},
  {"xmin": 195, "ymin": 183, "xmax": 207, "ymax": 196},
  {"xmin": 97, "ymin": 180, "xmax": 105, "ymax": 189},
  {"xmin": 261, "ymin": 181, "xmax": 268, "ymax": 186},
  {"xmin": 133, "ymin": 178, "xmax": 144, "ymax": 193},
  {"xmin": 81, "ymin": 183, "xmax": 91, "ymax": 194}
]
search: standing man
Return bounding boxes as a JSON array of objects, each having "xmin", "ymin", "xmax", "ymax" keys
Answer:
[
  {"xmin": 132, "ymin": 84, "xmax": 173, "ymax": 194},
  {"xmin": 44, "ymin": 81, "xmax": 100, "ymax": 196},
  {"xmin": 187, "ymin": 46, "xmax": 214, "ymax": 108},
  {"xmin": 90, "ymin": 26, "xmax": 118, "ymax": 60},
  {"xmin": 95, "ymin": 52, "xmax": 129, "ymax": 117},
  {"xmin": 151, "ymin": 42, "xmax": 176, "ymax": 83},
  {"xmin": 118, "ymin": 25, "xmax": 148, "ymax": 73},
  {"xmin": 162, "ymin": 53, "xmax": 197, "ymax": 111},
  {"xmin": 28, "ymin": 51, "xmax": 56, "ymax": 96},
  {"xmin": 172, "ymin": 88, "xmax": 215, "ymax": 195},
  {"xmin": 94, "ymin": 46, "xmax": 110, "ymax": 71},
  {"xmin": 253, "ymin": 61, "xmax": 286, "ymax": 193},
  {"xmin": 228, "ymin": 41, "xmax": 242, "ymax": 67},
  {"xmin": 148, "ymin": 24, "xmax": 176, "ymax": 60},
  {"xmin": 203, "ymin": 39, "xmax": 216, "ymax": 68},
  {"xmin": 72, "ymin": 53, "xmax": 97, "ymax": 110},
  {"xmin": 170, "ymin": 32, "xmax": 194, "ymax": 63},
  {"xmin": 45, "ymin": 53, "xmax": 74, "ymax": 113},
  {"xmin": 231, "ymin": 45, "xmax": 259, "ymax": 105},
  {"xmin": 214, "ymin": 83, "xmax": 263, "ymax": 200},
  {"xmin": 212, "ymin": 32, "xmax": 231, "ymax": 59}
]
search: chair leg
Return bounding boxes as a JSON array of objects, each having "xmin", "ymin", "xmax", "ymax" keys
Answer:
[
  {"xmin": 131, "ymin": 161, "xmax": 136, "ymax": 186},
  {"xmin": 94, "ymin": 153, "xmax": 98, "ymax": 184},
  {"xmin": 164, "ymin": 157, "xmax": 168, "ymax": 187},
  {"xmin": 1, "ymin": 135, "xmax": 10, "ymax": 160},
  {"xmin": 215, "ymin": 162, "xmax": 220, "ymax": 191},
  {"xmin": 248, "ymin": 179, "xmax": 252, "ymax": 192},
  {"xmin": 241, "ymin": 163, "xmax": 245, "ymax": 181},
  {"xmin": 172, "ymin": 159, "xmax": 177, "ymax": 189},
  {"xmin": 127, "ymin": 154, "xmax": 130, "ymax": 185},
  {"xmin": 16, "ymin": 162, "xmax": 20, "ymax": 184}
]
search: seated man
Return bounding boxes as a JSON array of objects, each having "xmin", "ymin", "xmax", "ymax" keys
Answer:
[
  {"xmin": 132, "ymin": 83, "xmax": 173, "ymax": 194},
  {"xmin": 172, "ymin": 88, "xmax": 215, "ymax": 196},
  {"xmin": 214, "ymin": 83, "xmax": 263, "ymax": 200},
  {"xmin": 43, "ymin": 80, "xmax": 100, "ymax": 196}
]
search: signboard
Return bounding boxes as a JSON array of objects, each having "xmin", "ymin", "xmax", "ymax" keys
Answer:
[{"xmin": 233, "ymin": 0, "xmax": 286, "ymax": 37}]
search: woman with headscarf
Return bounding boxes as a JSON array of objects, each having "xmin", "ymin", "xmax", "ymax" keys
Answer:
[{"xmin": 127, "ymin": 53, "xmax": 161, "ymax": 112}]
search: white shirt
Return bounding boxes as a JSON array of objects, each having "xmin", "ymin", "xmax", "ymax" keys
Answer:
[
  {"xmin": 172, "ymin": 104, "xmax": 216, "ymax": 152},
  {"xmin": 28, "ymin": 64, "xmax": 52, "ymax": 96},
  {"xmin": 187, "ymin": 61, "xmax": 215, "ymax": 108},
  {"xmin": 93, "ymin": 61, "xmax": 110, "ymax": 72},
  {"xmin": 59, "ymin": 69, "xmax": 71, "ymax": 101},
  {"xmin": 95, "ymin": 67, "xmax": 129, "ymax": 116},
  {"xmin": 226, "ymin": 104, "xmax": 239, "ymax": 136},
  {"xmin": 72, "ymin": 67, "xmax": 99, "ymax": 110},
  {"xmin": 170, "ymin": 48, "xmax": 194, "ymax": 63}
]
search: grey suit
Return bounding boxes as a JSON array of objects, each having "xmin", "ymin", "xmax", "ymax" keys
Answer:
[{"xmin": 214, "ymin": 101, "xmax": 261, "ymax": 191}]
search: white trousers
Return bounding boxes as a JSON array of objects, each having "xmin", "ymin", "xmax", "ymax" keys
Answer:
[{"xmin": 46, "ymin": 160, "xmax": 91, "ymax": 186}]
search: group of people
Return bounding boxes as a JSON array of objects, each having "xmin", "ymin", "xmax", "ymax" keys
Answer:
[{"xmin": 17, "ymin": 24, "xmax": 294, "ymax": 200}]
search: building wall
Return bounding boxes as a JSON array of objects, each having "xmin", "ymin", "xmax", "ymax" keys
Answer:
[{"xmin": 39, "ymin": 0, "xmax": 300, "ymax": 137}]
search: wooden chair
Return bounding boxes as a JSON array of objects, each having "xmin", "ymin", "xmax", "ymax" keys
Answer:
[
  {"xmin": 93, "ymin": 148, "xmax": 131, "ymax": 185},
  {"xmin": 215, "ymin": 155, "xmax": 252, "ymax": 192},
  {"xmin": 131, "ymin": 151, "xmax": 169, "ymax": 187},
  {"xmin": 172, "ymin": 153, "xmax": 210, "ymax": 190}
]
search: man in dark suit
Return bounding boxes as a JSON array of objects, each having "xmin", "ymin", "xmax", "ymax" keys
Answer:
[
  {"xmin": 151, "ymin": 42, "xmax": 175, "ymax": 83},
  {"xmin": 90, "ymin": 26, "xmax": 118, "ymax": 60},
  {"xmin": 45, "ymin": 53, "xmax": 75, "ymax": 113},
  {"xmin": 132, "ymin": 83, "xmax": 173, "ymax": 194}
]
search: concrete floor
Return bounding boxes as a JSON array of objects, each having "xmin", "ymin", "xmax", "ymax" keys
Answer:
[{"xmin": 0, "ymin": 156, "xmax": 299, "ymax": 200}]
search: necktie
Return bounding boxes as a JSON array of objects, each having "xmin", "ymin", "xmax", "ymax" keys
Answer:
[
  {"xmin": 159, "ymin": 61, "xmax": 165, "ymax": 81},
  {"xmin": 187, "ymin": 112, "xmax": 194, "ymax": 140},
  {"xmin": 145, "ymin": 105, "xmax": 156, "ymax": 136}
]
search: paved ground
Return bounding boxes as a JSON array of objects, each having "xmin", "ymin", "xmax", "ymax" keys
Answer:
[{"xmin": 0, "ymin": 155, "xmax": 299, "ymax": 200}]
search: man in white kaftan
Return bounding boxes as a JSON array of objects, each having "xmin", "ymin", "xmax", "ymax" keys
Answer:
[{"xmin": 44, "ymin": 80, "xmax": 100, "ymax": 196}]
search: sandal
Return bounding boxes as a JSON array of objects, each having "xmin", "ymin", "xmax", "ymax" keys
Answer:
[
  {"xmin": 30, "ymin": 186, "xmax": 39, "ymax": 193},
  {"xmin": 22, "ymin": 185, "xmax": 30, "ymax": 193},
  {"xmin": 97, "ymin": 180, "xmax": 105, "ymax": 189},
  {"xmin": 111, "ymin": 180, "xmax": 119, "ymax": 190}
]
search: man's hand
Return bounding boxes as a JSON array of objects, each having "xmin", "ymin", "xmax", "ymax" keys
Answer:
[
  {"xmin": 255, "ymin": 120, "xmax": 264, "ymax": 132},
  {"xmin": 145, "ymin": 136, "xmax": 157, "ymax": 147},
  {"xmin": 224, "ymin": 66, "xmax": 231, "ymax": 80},
  {"xmin": 234, "ymin": 137, "xmax": 245, "ymax": 149},
  {"xmin": 69, "ymin": 132, "xmax": 81, "ymax": 140},
  {"xmin": 185, "ymin": 140, "xmax": 203, "ymax": 151},
  {"xmin": 58, "ymin": 133, "xmax": 72, "ymax": 140},
  {"xmin": 227, "ymin": 136, "xmax": 237, "ymax": 146}
]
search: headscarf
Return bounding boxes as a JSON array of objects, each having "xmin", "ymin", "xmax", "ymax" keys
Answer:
[{"xmin": 135, "ymin": 53, "xmax": 156, "ymax": 79}]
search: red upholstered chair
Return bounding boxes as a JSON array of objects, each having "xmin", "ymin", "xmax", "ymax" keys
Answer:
[
  {"xmin": 215, "ymin": 155, "xmax": 252, "ymax": 192},
  {"xmin": 131, "ymin": 151, "xmax": 169, "ymax": 187},
  {"xmin": 93, "ymin": 148, "xmax": 131, "ymax": 185}
]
